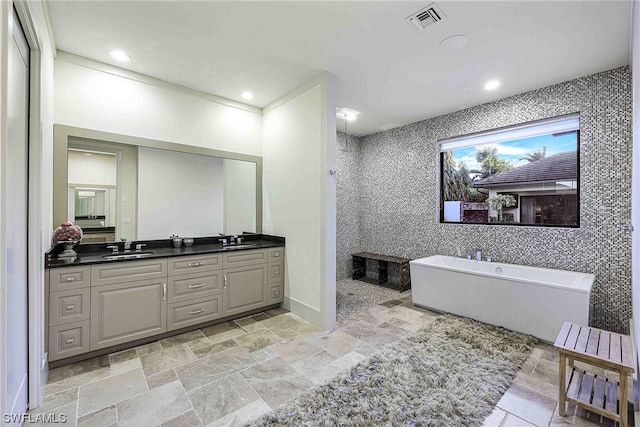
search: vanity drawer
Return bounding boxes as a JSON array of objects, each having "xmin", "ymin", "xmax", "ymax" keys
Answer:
[
  {"xmin": 49, "ymin": 288, "xmax": 90, "ymax": 326},
  {"xmin": 168, "ymin": 254, "xmax": 222, "ymax": 275},
  {"xmin": 49, "ymin": 320, "xmax": 90, "ymax": 361},
  {"xmin": 167, "ymin": 297, "xmax": 222, "ymax": 331},
  {"xmin": 91, "ymin": 259, "xmax": 167, "ymax": 287},
  {"xmin": 268, "ymin": 283, "xmax": 284, "ymax": 304},
  {"xmin": 267, "ymin": 247, "xmax": 285, "ymax": 263},
  {"xmin": 222, "ymin": 249, "xmax": 267, "ymax": 268},
  {"xmin": 50, "ymin": 266, "xmax": 91, "ymax": 292},
  {"xmin": 267, "ymin": 261, "xmax": 284, "ymax": 284},
  {"xmin": 168, "ymin": 271, "xmax": 222, "ymax": 303}
]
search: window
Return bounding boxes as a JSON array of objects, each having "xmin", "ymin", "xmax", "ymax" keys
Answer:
[{"xmin": 440, "ymin": 114, "xmax": 579, "ymax": 227}]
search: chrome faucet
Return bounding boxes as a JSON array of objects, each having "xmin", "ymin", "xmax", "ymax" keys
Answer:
[
  {"xmin": 218, "ymin": 233, "xmax": 228, "ymax": 246},
  {"xmin": 106, "ymin": 244, "xmax": 119, "ymax": 254},
  {"xmin": 455, "ymin": 246, "xmax": 462, "ymax": 258},
  {"xmin": 476, "ymin": 249, "xmax": 482, "ymax": 261},
  {"xmin": 122, "ymin": 238, "xmax": 131, "ymax": 252}
]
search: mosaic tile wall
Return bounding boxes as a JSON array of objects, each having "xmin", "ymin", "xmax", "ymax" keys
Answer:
[
  {"xmin": 337, "ymin": 66, "xmax": 633, "ymax": 334},
  {"xmin": 336, "ymin": 132, "xmax": 362, "ymax": 279}
]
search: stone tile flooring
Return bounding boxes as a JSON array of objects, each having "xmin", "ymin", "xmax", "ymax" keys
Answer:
[{"xmin": 30, "ymin": 294, "xmax": 634, "ymax": 426}]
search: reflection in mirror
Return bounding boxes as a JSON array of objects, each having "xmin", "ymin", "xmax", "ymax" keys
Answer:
[
  {"xmin": 67, "ymin": 148, "xmax": 118, "ymax": 242},
  {"xmin": 55, "ymin": 125, "xmax": 263, "ymax": 243},
  {"xmin": 136, "ymin": 147, "xmax": 256, "ymax": 239},
  {"xmin": 75, "ymin": 189, "xmax": 106, "ymax": 217}
]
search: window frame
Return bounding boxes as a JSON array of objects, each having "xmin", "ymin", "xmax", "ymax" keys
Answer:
[{"xmin": 439, "ymin": 114, "xmax": 580, "ymax": 228}]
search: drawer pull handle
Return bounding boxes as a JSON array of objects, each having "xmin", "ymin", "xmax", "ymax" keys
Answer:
[
  {"xmin": 188, "ymin": 309, "xmax": 204, "ymax": 315},
  {"xmin": 274, "ymin": 291, "xmax": 279, "ymax": 296},
  {"xmin": 65, "ymin": 337, "xmax": 75, "ymax": 344},
  {"xmin": 224, "ymin": 275, "xmax": 228, "ymax": 289},
  {"xmin": 163, "ymin": 283, "xmax": 167, "ymax": 301},
  {"xmin": 274, "ymin": 270, "xmax": 279, "ymax": 275},
  {"xmin": 65, "ymin": 304, "xmax": 75, "ymax": 311},
  {"xmin": 65, "ymin": 277, "xmax": 76, "ymax": 282},
  {"xmin": 274, "ymin": 253, "xmax": 280, "ymax": 257},
  {"xmin": 188, "ymin": 283, "xmax": 205, "ymax": 289},
  {"xmin": 188, "ymin": 261, "xmax": 205, "ymax": 268}
]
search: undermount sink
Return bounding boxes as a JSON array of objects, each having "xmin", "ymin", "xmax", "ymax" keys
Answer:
[
  {"xmin": 222, "ymin": 244, "xmax": 254, "ymax": 250},
  {"xmin": 102, "ymin": 251, "xmax": 154, "ymax": 260}
]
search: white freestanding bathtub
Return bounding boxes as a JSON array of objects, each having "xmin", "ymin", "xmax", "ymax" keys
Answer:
[{"xmin": 410, "ymin": 255, "xmax": 594, "ymax": 342}]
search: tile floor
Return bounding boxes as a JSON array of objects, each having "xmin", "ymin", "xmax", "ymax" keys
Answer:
[{"xmin": 29, "ymin": 293, "xmax": 634, "ymax": 427}]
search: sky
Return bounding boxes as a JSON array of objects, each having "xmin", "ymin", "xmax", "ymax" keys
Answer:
[{"xmin": 449, "ymin": 131, "xmax": 578, "ymax": 173}]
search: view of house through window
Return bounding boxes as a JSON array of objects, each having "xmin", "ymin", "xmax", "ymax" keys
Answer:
[{"xmin": 440, "ymin": 115, "xmax": 579, "ymax": 227}]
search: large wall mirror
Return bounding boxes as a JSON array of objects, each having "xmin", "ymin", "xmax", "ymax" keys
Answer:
[{"xmin": 54, "ymin": 124, "xmax": 263, "ymax": 243}]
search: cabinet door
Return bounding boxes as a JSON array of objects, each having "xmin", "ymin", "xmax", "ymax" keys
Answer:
[
  {"xmin": 168, "ymin": 254, "xmax": 222, "ymax": 275},
  {"xmin": 222, "ymin": 249, "xmax": 267, "ymax": 268},
  {"xmin": 267, "ymin": 261, "xmax": 284, "ymax": 284},
  {"xmin": 91, "ymin": 279, "xmax": 167, "ymax": 350},
  {"xmin": 167, "ymin": 297, "xmax": 222, "ymax": 331},
  {"xmin": 267, "ymin": 247, "xmax": 285, "ymax": 263},
  {"xmin": 91, "ymin": 259, "xmax": 167, "ymax": 287},
  {"xmin": 222, "ymin": 265, "xmax": 268, "ymax": 317},
  {"xmin": 49, "ymin": 288, "xmax": 90, "ymax": 326},
  {"xmin": 267, "ymin": 283, "xmax": 284, "ymax": 305},
  {"xmin": 49, "ymin": 320, "xmax": 90, "ymax": 362},
  {"xmin": 49, "ymin": 266, "xmax": 91, "ymax": 292},
  {"xmin": 167, "ymin": 271, "xmax": 222, "ymax": 304}
]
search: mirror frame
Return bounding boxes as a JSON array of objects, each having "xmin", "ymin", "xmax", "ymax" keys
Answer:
[{"xmin": 53, "ymin": 124, "xmax": 263, "ymax": 239}]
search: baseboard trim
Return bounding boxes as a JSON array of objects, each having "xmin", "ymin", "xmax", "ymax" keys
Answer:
[{"xmin": 283, "ymin": 296, "xmax": 324, "ymax": 328}]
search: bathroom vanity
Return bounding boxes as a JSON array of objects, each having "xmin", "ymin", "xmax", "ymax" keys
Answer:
[{"xmin": 46, "ymin": 235, "xmax": 284, "ymax": 366}]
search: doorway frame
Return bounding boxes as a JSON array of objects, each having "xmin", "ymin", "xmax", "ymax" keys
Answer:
[{"xmin": 12, "ymin": 0, "xmax": 45, "ymax": 410}]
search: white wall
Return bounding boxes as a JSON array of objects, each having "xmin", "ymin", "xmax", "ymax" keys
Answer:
[
  {"xmin": 262, "ymin": 73, "xmax": 336, "ymax": 329},
  {"xmin": 137, "ymin": 147, "xmax": 224, "ymax": 239},
  {"xmin": 54, "ymin": 55, "xmax": 263, "ymax": 157}
]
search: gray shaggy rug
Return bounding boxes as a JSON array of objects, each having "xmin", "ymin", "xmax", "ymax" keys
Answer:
[{"xmin": 248, "ymin": 315, "xmax": 536, "ymax": 426}]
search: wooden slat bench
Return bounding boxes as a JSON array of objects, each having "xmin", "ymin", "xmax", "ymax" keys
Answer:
[
  {"xmin": 554, "ymin": 321, "xmax": 634, "ymax": 427},
  {"xmin": 351, "ymin": 252, "xmax": 411, "ymax": 292}
]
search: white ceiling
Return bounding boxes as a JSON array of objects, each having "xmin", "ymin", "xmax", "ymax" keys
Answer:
[{"xmin": 47, "ymin": 1, "xmax": 632, "ymax": 137}]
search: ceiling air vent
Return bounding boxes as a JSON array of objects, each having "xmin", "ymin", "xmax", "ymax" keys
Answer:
[{"xmin": 406, "ymin": 3, "xmax": 445, "ymax": 30}]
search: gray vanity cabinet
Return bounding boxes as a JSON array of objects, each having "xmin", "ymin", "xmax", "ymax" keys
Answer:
[
  {"xmin": 167, "ymin": 254, "xmax": 223, "ymax": 331},
  {"xmin": 267, "ymin": 247, "xmax": 285, "ymax": 304},
  {"xmin": 48, "ymin": 266, "xmax": 92, "ymax": 361},
  {"xmin": 90, "ymin": 260, "xmax": 168, "ymax": 351},
  {"xmin": 47, "ymin": 245, "xmax": 285, "ymax": 364}
]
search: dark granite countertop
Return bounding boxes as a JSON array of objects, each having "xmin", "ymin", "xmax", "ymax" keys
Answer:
[{"xmin": 47, "ymin": 234, "xmax": 285, "ymax": 268}]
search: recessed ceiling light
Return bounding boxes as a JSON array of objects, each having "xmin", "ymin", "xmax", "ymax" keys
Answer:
[
  {"xmin": 336, "ymin": 107, "xmax": 361, "ymax": 121},
  {"xmin": 484, "ymin": 80, "xmax": 501, "ymax": 90},
  {"xmin": 439, "ymin": 35, "xmax": 468, "ymax": 52},
  {"xmin": 109, "ymin": 50, "xmax": 131, "ymax": 62},
  {"xmin": 241, "ymin": 91, "xmax": 254, "ymax": 100}
]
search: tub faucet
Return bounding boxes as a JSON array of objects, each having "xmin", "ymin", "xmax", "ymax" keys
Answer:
[
  {"xmin": 455, "ymin": 246, "xmax": 462, "ymax": 258},
  {"xmin": 476, "ymin": 249, "xmax": 482, "ymax": 261}
]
